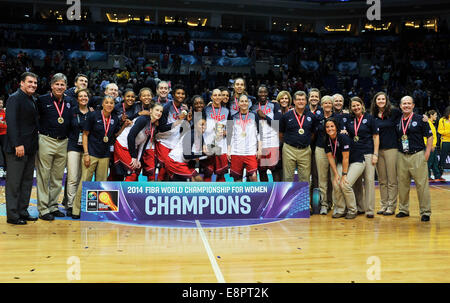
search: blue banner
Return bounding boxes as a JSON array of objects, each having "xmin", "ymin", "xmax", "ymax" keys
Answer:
[
  {"xmin": 300, "ymin": 60, "xmax": 319, "ymax": 71},
  {"xmin": 7, "ymin": 48, "xmax": 46, "ymax": 60},
  {"xmin": 67, "ymin": 51, "xmax": 108, "ymax": 61},
  {"xmin": 213, "ymin": 57, "xmax": 252, "ymax": 67},
  {"xmin": 337, "ymin": 61, "xmax": 358, "ymax": 72},
  {"xmin": 80, "ymin": 182, "xmax": 310, "ymax": 224}
]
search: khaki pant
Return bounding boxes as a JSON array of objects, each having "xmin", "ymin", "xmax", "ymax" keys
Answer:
[
  {"xmin": 282, "ymin": 143, "xmax": 311, "ymax": 184},
  {"xmin": 315, "ymin": 147, "xmax": 330, "ymax": 208},
  {"xmin": 376, "ymin": 148, "xmax": 398, "ymax": 213},
  {"xmin": 397, "ymin": 151, "xmax": 431, "ymax": 216},
  {"xmin": 36, "ymin": 135, "xmax": 68, "ymax": 216},
  {"xmin": 353, "ymin": 154, "xmax": 376, "ymax": 215},
  {"xmin": 72, "ymin": 156, "xmax": 110, "ymax": 216},
  {"xmin": 331, "ymin": 162, "xmax": 365, "ymax": 215},
  {"xmin": 66, "ymin": 151, "xmax": 83, "ymax": 208}
]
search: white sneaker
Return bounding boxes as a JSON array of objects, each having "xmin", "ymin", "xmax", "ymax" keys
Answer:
[{"xmin": 320, "ymin": 206, "xmax": 328, "ymax": 215}]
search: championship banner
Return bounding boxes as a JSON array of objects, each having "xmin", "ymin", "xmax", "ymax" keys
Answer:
[{"xmin": 80, "ymin": 182, "xmax": 310, "ymax": 223}]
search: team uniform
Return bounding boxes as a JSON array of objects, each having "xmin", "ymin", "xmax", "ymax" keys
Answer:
[
  {"xmin": 127, "ymin": 115, "xmax": 157, "ymax": 180},
  {"xmin": 228, "ymin": 111, "xmax": 261, "ymax": 180},
  {"xmin": 113, "ymin": 116, "xmax": 154, "ymax": 181},
  {"xmin": 114, "ymin": 102, "xmax": 139, "ymax": 122},
  {"xmin": 36, "ymin": 93, "xmax": 72, "ymax": 217},
  {"xmin": 155, "ymin": 101, "xmax": 188, "ymax": 180},
  {"xmin": 375, "ymin": 108, "xmax": 402, "ymax": 214},
  {"xmin": 343, "ymin": 113, "xmax": 379, "ymax": 216},
  {"xmin": 279, "ymin": 110, "xmax": 318, "ymax": 183},
  {"xmin": 72, "ymin": 110, "xmax": 121, "ymax": 216},
  {"xmin": 65, "ymin": 106, "xmax": 89, "ymax": 211},
  {"xmin": 326, "ymin": 133, "xmax": 365, "ymax": 218},
  {"xmin": 166, "ymin": 129, "xmax": 207, "ymax": 179},
  {"xmin": 395, "ymin": 113, "xmax": 432, "ymax": 218},
  {"xmin": 202, "ymin": 104, "xmax": 230, "ymax": 181},
  {"xmin": 315, "ymin": 111, "xmax": 340, "ymax": 212},
  {"xmin": 229, "ymin": 95, "xmax": 255, "ymax": 117},
  {"xmin": 250, "ymin": 101, "xmax": 282, "ymax": 170}
]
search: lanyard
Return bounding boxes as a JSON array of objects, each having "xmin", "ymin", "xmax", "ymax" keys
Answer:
[
  {"xmin": 101, "ymin": 111, "xmax": 111, "ymax": 137},
  {"xmin": 329, "ymin": 137, "xmax": 338, "ymax": 158},
  {"xmin": 401, "ymin": 113, "xmax": 414, "ymax": 136},
  {"xmin": 354, "ymin": 114, "xmax": 364, "ymax": 137}
]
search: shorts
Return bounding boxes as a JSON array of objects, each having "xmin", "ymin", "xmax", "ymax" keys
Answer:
[
  {"xmin": 165, "ymin": 156, "xmax": 199, "ymax": 179},
  {"xmin": 230, "ymin": 155, "xmax": 258, "ymax": 179},
  {"xmin": 113, "ymin": 141, "xmax": 134, "ymax": 176},
  {"xmin": 202, "ymin": 154, "xmax": 229, "ymax": 176},
  {"xmin": 141, "ymin": 148, "xmax": 156, "ymax": 177}
]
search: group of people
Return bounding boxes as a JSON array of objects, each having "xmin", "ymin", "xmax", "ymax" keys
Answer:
[{"xmin": 4, "ymin": 71, "xmax": 449, "ymax": 225}]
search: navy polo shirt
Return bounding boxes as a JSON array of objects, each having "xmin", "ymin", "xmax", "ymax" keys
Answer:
[
  {"xmin": 315, "ymin": 112, "xmax": 341, "ymax": 149},
  {"xmin": 279, "ymin": 109, "xmax": 318, "ymax": 148},
  {"xmin": 307, "ymin": 105, "xmax": 323, "ymax": 116},
  {"xmin": 83, "ymin": 110, "xmax": 121, "ymax": 158},
  {"xmin": 68, "ymin": 106, "xmax": 89, "ymax": 152},
  {"xmin": 325, "ymin": 133, "xmax": 354, "ymax": 164},
  {"xmin": 344, "ymin": 113, "xmax": 379, "ymax": 155},
  {"xmin": 395, "ymin": 113, "xmax": 432, "ymax": 153},
  {"xmin": 37, "ymin": 93, "xmax": 72, "ymax": 138},
  {"xmin": 375, "ymin": 107, "xmax": 402, "ymax": 150}
]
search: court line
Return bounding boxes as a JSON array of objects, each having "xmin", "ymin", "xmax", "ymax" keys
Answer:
[
  {"xmin": 195, "ymin": 220, "xmax": 226, "ymax": 283},
  {"xmin": 431, "ymin": 185, "xmax": 450, "ymax": 192}
]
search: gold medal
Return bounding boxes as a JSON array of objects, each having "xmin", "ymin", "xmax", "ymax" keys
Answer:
[
  {"xmin": 298, "ymin": 128, "xmax": 305, "ymax": 135},
  {"xmin": 354, "ymin": 136, "xmax": 359, "ymax": 142},
  {"xmin": 401, "ymin": 135, "xmax": 408, "ymax": 141},
  {"xmin": 57, "ymin": 117, "xmax": 64, "ymax": 124},
  {"xmin": 241, "ymin": 132, "xmax": 246, "ymax": 137},
  {"xmin": 103, "ymin": 136, "xmax": 109, "ymax": 143}
]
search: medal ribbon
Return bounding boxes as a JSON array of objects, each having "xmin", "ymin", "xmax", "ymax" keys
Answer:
[
  {"xmin": 401, "ymin": 113, "xmax": 413, "ymax": 137},
  {"xmin": 212, "ymin": 105, "xmax": 222, "ymax": 121},
  {"xmin": 51, "ymin": 93, "xmax": 65, "ymax": 121},
  {"xmin": 239, "ymin": 111, "xmax": 249, "ymax": 134},
  {"xmin": 329, "ymin": 137, "xmax": 338, "ymax": 158},
  {"xmin": 101, "ymin": 111, "xmax": 111, "ymax": 139},
  {"xmin": 53, "ymin": 101, "xmax": 65, "ymax": 120},
  {"xmin": 293, "ymin": 111, "xmax": 305, "ymax": 131},
  {"xmin": 258, "ymin": 102, "xmax": 268, "ymax": 114},
  {"xmin": 354, "ymin": 114, "xmax": 364, "ymax": 138},
  {"xmin": 172, "ymin": 101, "xmax": 180, "ymax": 117}
]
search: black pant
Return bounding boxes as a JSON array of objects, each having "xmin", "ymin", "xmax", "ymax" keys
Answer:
[
  {"xmin": 0, "ymin": 135, "xmax": 6, "ymax": 168},
  {"xmin": 5, "ymin": 152, "xmax": 36, "ymax": 221}
]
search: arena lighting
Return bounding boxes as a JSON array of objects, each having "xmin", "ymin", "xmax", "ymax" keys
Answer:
[
  {"xmin": 325, "ymin": 24, "xmax": 351, "ymax": 31},
  {"xmin": 365, "ymin": 22, "xmax": 391, "ymax": 31}
]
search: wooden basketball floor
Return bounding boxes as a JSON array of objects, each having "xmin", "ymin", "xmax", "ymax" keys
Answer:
[{"xmin": 1, "ymin": 182, "xmax": 449, "ymax": 283}]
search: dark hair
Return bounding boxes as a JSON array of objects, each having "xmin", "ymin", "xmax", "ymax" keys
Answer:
[
  {"xmin": 191, "ymin": 95, "xmax": 204, "ymax": 104},
  {"xmin": 323, "ymin": 117, "xmax": 341, "ymax": 146},
  {"xmin": 370, "ymin": 92, "xmax": 392, "ymax": 118},
  {"xmin": 427, "ymin": 110, "xmax": 437, "ymax": 117},
  {"xmin": 139, "ymin": 87, "xmax": 153, "ymax": 98},
  {"xmin": 443, "ymin": 106, "xmax": 450, "ymax": 120},
  {"xmin": 20, "ymin": 72, "xmax": 38, "ymax": 82},
  {"xmin": 74, "ymin": 73, "xmax": 88, "ymax": 83},
  {"xmin": 172, "ymin": 84, "xmax": 185, "ymax": 93},
  {"xmin": 123, "ymin": 88, "xmax": 135, "ymax": 96}
]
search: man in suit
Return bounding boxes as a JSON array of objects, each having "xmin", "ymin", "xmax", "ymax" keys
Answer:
[{"xmin": 4, "ymin": 72, "xmax": 39, "ymax": 225}]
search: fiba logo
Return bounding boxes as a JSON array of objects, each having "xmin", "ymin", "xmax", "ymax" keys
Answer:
[{"xmin": 87, "ymin": 191, "xmax": 97, "ymax": 201}]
